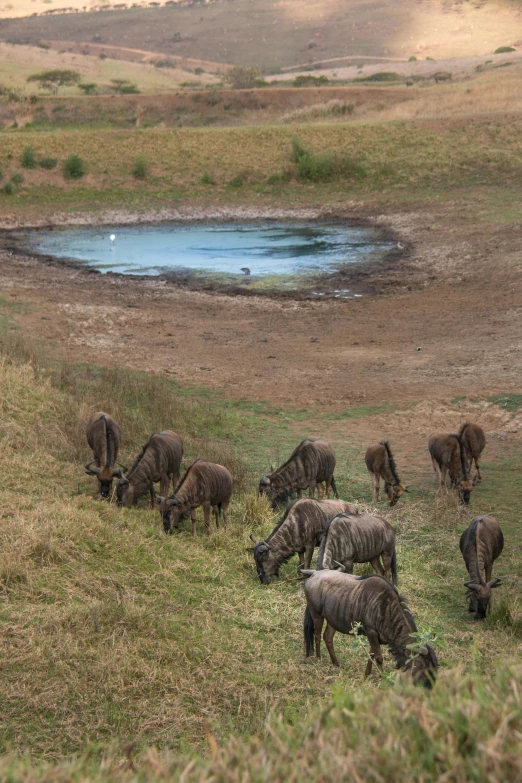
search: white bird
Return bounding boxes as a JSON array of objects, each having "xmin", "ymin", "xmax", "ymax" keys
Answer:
[{"xmin": 110, "ymin": 234, "xmax": 116, "ymax": 244}]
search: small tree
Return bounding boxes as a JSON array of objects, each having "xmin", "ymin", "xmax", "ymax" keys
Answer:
[
  {"xmin": 63, "ymin": 154, "xmax": 85, "ymax": 180},
  {"xmin": 79, "ymin": 83, "xmax": 97, "ymax": 95},
  {"xmin": 224, "ymin": 66, "xmax": 266, "ymax": 89},
  {"xmin": 21, "ymin": 147, "xmax": 37, "ymax": 169},
  {"xmin": 27, "ymin": 69, "xmax": 81, "ymax": 92}
]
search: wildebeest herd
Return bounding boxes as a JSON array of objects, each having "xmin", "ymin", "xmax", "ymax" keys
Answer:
[{"xmin": 86, "ymin": 413, "xmax": 503, "ymax": 690}]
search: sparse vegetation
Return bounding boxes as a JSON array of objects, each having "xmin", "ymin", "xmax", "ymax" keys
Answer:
[
  {"xmin": 354, "ymin": 71, "xmax": 402, "ymax": 83},
  {"xmin": 290, "ymin": 137, "xmax": 366, "ymax": 182},
  {"xmin": 62, "ymin": 153, "xmax": 85, "ymax": 180},
  {"xmin": 10, "ymin": 172, "xmax": 24, "ymax": 184},
  {"xmin": 224, "ymin": 66, "xmax": 266, "ymax": 89},
  {"xmin": 200, "ymin": 170, "xmax": 216, "ymax": 185},
  {"xmin": 281, "ymin": 100, "xmax": 355, "ymax": 124},
  {"xmin": 21, "ymin": 146, "xmax": 37, "ymax": 169},
  {"xmin": 293, "ymin": 74, "xmax": 329, "ymax": 87}
]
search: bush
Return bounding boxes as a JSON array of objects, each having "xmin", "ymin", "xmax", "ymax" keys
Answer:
[
  {"xmin": 120, "ymin": 84, "xmax": 140, "ymax": 94},
  {"xmin": 267, "ymin": 170, "xmax": 290, "ymax": 184},
  {"xmin": 133, "ymin": 156, "xmax": 148, "ymax": 179},
  {"xmin": 495, "ymin": 46, "xmax": 516, "ymax": 53},
  {"xmin": 228, "ymin": 173, "xmax": 244, "ymax": 187},
  {"xmin": 21, "ymin": 146, "xmax": 37, "ymax": 169},
  {"xmin": 354, "ymin": 71, "xmax": 401, "ymax": 83},
  {"xmin": 63, "ymin": 154, "xmax": 85, "ymax": 180},
  {"xmin": 11, "ymin": 172, "xmax": 24, "ymax": 185},
  {"xmin": 290, "ymin": 138, "xmax": 366, "ymax": 182},
  {"xmin": 408, "ymin": 55, "xmax": 417, "ymax": 62},
  {"xmin": 2, "ymin": 182, "xmax": 14, "ymax": 195},
  {"xmin": 200, "ymin": 171, "xmax": 215, "ymax": 185},
  {"xmin": 40, "ymin": 157, "xmax": 58, "ymax": 170},
  {"xmin": 224, "ymin": 66, "xmax": 266, "ymax": 89},
  {"xmin": 293, "ymin": 74, "xmax": 329, "ymax": 87}
]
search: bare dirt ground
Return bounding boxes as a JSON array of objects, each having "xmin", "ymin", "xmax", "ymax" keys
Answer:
[{"xmin": 2, "ymin": 201, "xmax": 522, "ymax": 416}]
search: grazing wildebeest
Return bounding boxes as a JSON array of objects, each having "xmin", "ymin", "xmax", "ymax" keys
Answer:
[
  {"xmin": 316, "ymin": 512, "xmax": 398, "ymax": 585},
  {"xmin": 259, "ymin": 439, "xmax": 338, "ymax": 508},
  {"xmin": 302, "ymin": 570, "xmax": 438, "ymax": 687},
  {"xmin": 85, "ymin": 412, "xmax": 125, "ymax": 499},
  {"xmin": 157, "ymin": 459, "xmax": 233, "ymax": 535},
  {"xmin": 117, "ymin": 430, "xmax": 183, "ymax": 508},
  {"xmin": 250, "ymin": 498, "xmax": 358, "ymax": 585},
  {"xmin": 428, "ymin": 432, "xmax": 473, "ymax": 504},
  {"xmin": 459, "ymin": 423, "xmax": 486, "ymax": 484},
  {"xmin": 434, "ymin": 71, "xmax": 452, "ymax": 82},
  {"xmin": 460, "ymin": 515, "xmax": 503, "ymax": 620},
  {"xmin": 365, "ymin": 441, "xmax": 408, "ymax": 506}
]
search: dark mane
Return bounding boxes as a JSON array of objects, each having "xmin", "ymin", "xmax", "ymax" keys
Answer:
[
  {"xmin": 172, "ymin": 458, "xmax": 205, "ymax": 495},
  {"xmin": 380, "ymin": 440, "xmax": 400, "ymax": 484},
  {"xmin": 128, "ymin": 433, "xmax": 156, "ymax": 476},
  {"xmin": 266, "ymin": 500, "xmax": 298, "ymax": 541},
  {"xmin": 456, "ymin": 435, "xmax": 469, "ymax": 480},
  {"xmin": 102, "ymin": 414, "xmax": 112, "ymax": 469},
  {"xmin": 271, "ymin": 439, "xmax": 313, "ymax": 476},
  {"xmin": 458, "ymin": 422, "xmax": 471, "ymax": 439}
]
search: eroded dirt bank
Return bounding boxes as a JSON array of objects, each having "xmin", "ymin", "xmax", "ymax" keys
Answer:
[{"xmin": 1, "ymin": 202, "xmax": 522, "ymax": 411}]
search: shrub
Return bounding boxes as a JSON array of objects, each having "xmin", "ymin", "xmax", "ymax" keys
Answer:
[
  {"xmin": 200, "ymin": 171, "xmax": 215, "ymax": 185},
  {"xmin": 63, "ymin": 154, "xmax": 85, "ymax": 180},
  {"xmin": 224, "ymin": 66, "xmax": 266, "ymax": 89},
  {"xmin": 267, "ymin": 170, "xmax": 290, "ymax": 184},
  {"xmin": 354, "ymin": 71, "xmax": 401, "ymax": 83},
  {"xmin": 40, "ymin": 157, "xmax": 58, "ymax": 170},
  {"xmin": 133, "ymin": 156, "xmax": 148, "ymax": 179},
  {"xmin": 228, "ymin": 173, "xmax": 244, "ymax": 187},
  {"xmin": 120, "ymin": 84, "xmax": 140, "ymax": 94},
  {"xmin": 290, "ymin": 138, "xmax": 366, "ymax": 182},
  {"xmin": 78, "ymin": 83, "xmax": 97, "ymax": 95},
  {"xmin": 293, "ymin": 74, "xmax": 329, "ymax": 87},
  {"xmin": 408, "ymin": 55, "xmax": 417, "ymax": 61},
  {"xmin": 495, "ymin": 46, "xmax": 515, "ymax": 53},
  {"xmin": 21, "ymin": 146, "xmax": 37, "ymax": 169},
  {"xmin": 2, "ymin": 182, "xmax": 14, "ymax": 195},
  {"xmin": 11, "ymin": 173, "xmax": 24, "ymax": 185}
]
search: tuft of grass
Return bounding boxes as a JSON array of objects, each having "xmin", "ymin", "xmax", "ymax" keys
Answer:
[
  {"xmin": 228, "ymin": 173, "xmax": 244, "ymax": 187},
  {"xmin": 21, "ymin": 145, "xmax": 37, "ymax": 169},
  {"xmin": 132, "ymin": 155, "xmax": 148, "ymax": 180},
  {"xmin": 39, "ymin": 156, "xmax": 58, "ymax": 170},
  {"xmin": 200, "ymin": 170, "xmax": 216, "ymax": 185},
  {"xmin": 10, "ymin": 172, "xmax": 24, "ymax": 185},
  {"xmin": 1, "ymin": 181, "xmax": 14, "ymax": 195}
]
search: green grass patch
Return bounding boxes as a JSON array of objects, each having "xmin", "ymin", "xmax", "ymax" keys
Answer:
[{"xmin": 488, "ymin": 393, "xmax": 522, "ymax": 412}]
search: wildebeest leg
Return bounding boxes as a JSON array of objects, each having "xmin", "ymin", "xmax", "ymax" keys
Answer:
[
  {"xmin": 380, "ymin": 552, "xmax": 393, "ymax": 581},
  {"xmin": 304, "ymin": 543, "xmax": 315, "ymax": 569},
  {"xmin": 297, "ymin": 489, "xmax": 303, "ymax": 499},
  {"xmin": 313, "ymin": 615, "xmax": 324, "ymax": 658},
  {"xmin": 191, "ymin": 510, "xmax": 197, "ymax": 537},
  {"xmin": 325, "ymin": 477, "xmax": 332, "ymax": 498},
  {"xmin": 370, "ymin": 556, "xmax": 385, "ymax": 577},
  {"xmin": 159, "ymin": 473, "xmax": 171, "ymax": 502},
  {"xmin": 485, "ymin": 563, "xmax": 492, "ymax": 582},
  {"xmin": 221, "ymin": 498, "xmax": 230, "ymax": 530},
  {"xmin": 323, "ymin": 623, "xmax": 339, "ymax": 667},
  {"xmin": 212, "ymin": 504, "xmax": 220, "ymax": 530},
  {"xmin": 365, "ymin": 630, "xmax": 383, "ymax": 677},
  {"xmin": 439, "ymin": 465, "xmax": 449, "ymax": 494},
  {"xmin": 317, "ymin": 482, "xmax": 325, "ymax": 499},
  {"xmin": 308, "ymin": 482, "xmax": 317, "ymax": 498},
  {"xmin": 475, "ymin": 456, "xmax": 483, "ymax": 483},
  {"xmin": 371, "ymin": 472, "xmax": 380, "ymax": 503},
  {"xmin": 203, "ymin": 502, "xmax": 211, "ymax": 534}
]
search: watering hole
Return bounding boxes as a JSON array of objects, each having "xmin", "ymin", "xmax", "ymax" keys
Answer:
[{"xmin": 20, "ymin": 222, "xmax": 395, "ymax": 293}]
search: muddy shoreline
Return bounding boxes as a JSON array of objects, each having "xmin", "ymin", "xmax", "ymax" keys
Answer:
[{"xmin": 2, "ymin": 206, "xmax": 407, "ymax": 300}]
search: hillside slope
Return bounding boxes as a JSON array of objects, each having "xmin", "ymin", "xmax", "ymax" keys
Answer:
[{"xmin": 0, "ymin": 0, "xmax": 520, "ymax": 69}]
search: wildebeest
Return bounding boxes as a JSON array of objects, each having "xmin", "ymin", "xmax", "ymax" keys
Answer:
[
  {"xmin": 85, "ymin": 412, "xmax": 125, "ymax": 499},
  {"xmin": 365, "ymin": 441, "xmax": 408, "ymax": 506},
  {"xmin": 434, "ymin": 71, "xmax": 452, "ymax": 82},
  {"xmin": 157, "ymin": 459, "xmax": 233, "ymax": 535},
  {"xmin": 459, "ymin": 422, "xmax": 486, "ymax": 484},
  {"xmin": 259, "ymin": 439, "xmax": 338, "ymax": 508},
  {"xmin": 460, "ymin": 515, "xmax": 503, "ymax": 620},
  {"xmin": 303, "ymin": 570, "xmax": 438, "ymax": 687},
  {"xmin": 117, "ymin": 430, "xmax": 183, "ymax": 508},
  {"xmin": 316, "ymin": 512, "xmax": 398, "ymax": 585},
  {"xmin": 428, "ymin": 432, "xmax": 473, "ymax": 504},
  {"xmin": 250, "ymin": 498, "xmax": 358, "ymax": 585}
]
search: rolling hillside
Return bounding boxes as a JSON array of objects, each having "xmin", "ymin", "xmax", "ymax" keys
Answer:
[{"xmin": 0, "ymin": 0, "xmax": 520, "ymax": 69}]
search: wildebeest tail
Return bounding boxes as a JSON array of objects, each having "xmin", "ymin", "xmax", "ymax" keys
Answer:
[
  {"xmin": 381, "ymin": 440, "xmax": 400, "ymax": 484},
  {"xmin": 304, "ymin": 605, "xmax": 315, "ymax": 656},
  {"xmin": 391, "ymin": 547, "xmax": 398, "ymax": 586},
  {"xmin": 331, "ymin": 474, "xmax": 339, "ymax": 499}
]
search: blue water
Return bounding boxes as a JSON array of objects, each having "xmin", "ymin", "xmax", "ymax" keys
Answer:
[{"xmin": 25, "ymin": 222, "xmax": 393, "ymax": 279}]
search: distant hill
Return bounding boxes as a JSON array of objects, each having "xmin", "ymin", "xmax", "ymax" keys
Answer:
[{"xmin": 0, "ymin": 0, "xmax": 520, "ymax": 70}]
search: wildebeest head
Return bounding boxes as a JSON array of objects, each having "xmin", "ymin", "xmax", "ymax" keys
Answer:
[
  {"xmin": 156, "ymin": 494, "xmax": 189, "ymax": 534},
  {"xmin": 456, "ymin": 478, "xmax": 473, "ymax": 505},
  {"xmin": 465, "ymin": 578, "xmax": 502, "ymax": 620},
  {"xmin": 258, "ymin": 474, "xmax": 293, "ymax": 508},
  {"xmin": 86, "ymin": 461, "xmax": 124, "ymax": 499},
  {"xmin": 116, "ymin": 476, "xmax": 134, "ymax": 507},
  {"xmin": 386, "ymin": 483, "xmax": 409, "ymax": 507},
  {"xmin": 250, "ymin": 534, "xmax": 279, "ymax": 584},
  {"xmin": 404, "ymin": 644, "xmax": 438, "ymax": 689}
]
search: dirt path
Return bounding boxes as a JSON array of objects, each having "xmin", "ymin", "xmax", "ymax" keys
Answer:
[{"xmin": 1, "ymin": 201, "xmax": 522, "ymax": 415}]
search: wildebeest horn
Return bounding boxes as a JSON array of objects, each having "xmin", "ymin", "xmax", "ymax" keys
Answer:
[
  {"xmin": 260, "ymin": 475, "xmax": 270, "ymax": 486},
  {"xmin": 113, "ymin": 468, "xmax": 123, "ymax": 478},
  {"xmin": 464, "ymin": 581, "xmax": 481, "ymax": 591},
  {"xmin": 487, "ymin": 577, "xmax": 502, "ymax": 588},
  {"xmin": 116, "ymin": 462, "xmax": 128, "ymax": 472},
  {"xmin": 85, "ymin": 461, "xmax": 101, "ymax": 475},
  {"xmin": 299, "ymin": 569, "xmax": 316, "ymax": 576},
  {"xmin": 250, "ymin": 534, "xmax": 259, "ymax": 545},
  {"xmin": 166, "ymin": 496, "xmax": 181, "ymax": 506},
  {"xmin": 334, "ymin": 561, "xmax": 346, "ymax": 572},
  {"xmin": 404, "ymin": 485, "xmax": 412, "ymax": 492},
  {"xmin": 118, "ymin": 476, "xmax": 130, "ymax": 485},
  {"xmin": 155, "ymin": 493, "xmax": 165, "ymax": 504}
]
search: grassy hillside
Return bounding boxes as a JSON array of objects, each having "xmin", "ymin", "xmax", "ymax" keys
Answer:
[
  {"xmin": 1, "ymin": 0, "xmax": 521, "ymax": 68},
  {"xmin": 0, "ymin": 292, "xmax": 522, "ymax": 778},
  {"xmin": 1, "ymin": 114, "xmax": 522, "ymax": 213}
]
